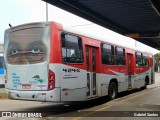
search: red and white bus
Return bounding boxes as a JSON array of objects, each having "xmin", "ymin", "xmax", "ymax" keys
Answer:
[{"xmin": 4, "ymin": 21, "xmax": 155, "ymax": 101}]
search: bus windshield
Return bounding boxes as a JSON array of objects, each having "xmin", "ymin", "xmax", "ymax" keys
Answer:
[
  {"xmin": 6, "ymin": 28, "xmax": 48, "ymax": 65},
  {"xmin": 0, "ymin": 56, "xmax": 3, "ymax": 68}
]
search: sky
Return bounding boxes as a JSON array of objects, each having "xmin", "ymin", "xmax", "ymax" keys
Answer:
[{"xmin": 0, "ymin": 0, "xmax": 159, "ymax": 54}]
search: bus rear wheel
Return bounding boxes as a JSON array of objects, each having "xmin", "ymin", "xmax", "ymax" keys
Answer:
[
  {"xmin": 108, "ymin": 82, "xmax": 118, "ymax": 100},
  {"xmin": 141, "ymin": 81, "xmax": 147, "ymax": 90},
  {"xmin": 141, "ymin": 77, "xmax": 149, "ymax": 90}
]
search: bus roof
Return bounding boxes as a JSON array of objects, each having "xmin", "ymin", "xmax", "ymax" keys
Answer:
[{"xmin": 4, "ymin": 21, "xmax": 153, "ymax": 55}]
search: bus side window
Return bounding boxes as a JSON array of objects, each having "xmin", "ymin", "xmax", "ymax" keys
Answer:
[
  {"xmin": 115, "ymin": 47, "xmax": 126, "ymax": 65},
  {"xmin": 101, "ymin": 43, "xmax": 115, "ymax": 65},
  {"xmin": 61, "ymin": 33, "xmax": 83, "ymax": 64},
  {"xmin": 142, "ymin": 53, "xmax": 149, "ymax": 67},
  {"xmin": 136, "ymin": 52, "xmax": 149, "ymax": 67},
  {"xmin": 136, "ymin": 52, "xmax": 142, "ymax": 67}
]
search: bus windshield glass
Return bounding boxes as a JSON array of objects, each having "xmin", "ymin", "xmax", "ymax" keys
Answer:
[
  {"xmin": 6, "ymin": 28, "xmax": 48, "ymax": 65},
  {"xmin": 0, "ymin": 56, "xmax": 3, "ymax": 68}
]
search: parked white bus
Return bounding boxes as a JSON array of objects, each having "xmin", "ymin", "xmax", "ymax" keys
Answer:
[
  {"xmin": 4, "ymin": 21, "xmax": 155, "ymax": 101},
  {"xmin": 0, "ymin": 54, "xmax": 4, "ymax": 86}
]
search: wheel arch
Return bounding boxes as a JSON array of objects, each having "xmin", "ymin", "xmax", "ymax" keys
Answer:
[{"xmin": 109, "ymin": 78, "xmax": 118, "ymax": 91}]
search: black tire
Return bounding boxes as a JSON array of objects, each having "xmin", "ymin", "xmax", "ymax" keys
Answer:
[
  {"xmin": 108, "ymin": 82, "xmax": 118, "ymax": 100},
  {"xmin": 141, "ymin": 81, "xmax": 147, "ymax": 90}
]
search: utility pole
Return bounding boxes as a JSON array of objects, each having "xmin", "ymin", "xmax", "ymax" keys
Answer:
[{"xmin": 46, "ymin": 2, "xmax": 48, "ymax": 21}]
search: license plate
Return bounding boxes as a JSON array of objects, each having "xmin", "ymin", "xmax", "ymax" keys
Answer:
[{"xmin": 22, "ymin": 84, "xmax": 31, "ymax": 89}]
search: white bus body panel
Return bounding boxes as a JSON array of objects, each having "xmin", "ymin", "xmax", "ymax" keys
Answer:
[
  {"xmin": 50, "ymin": 64, "xmax": 87, "ymax": 101},
  {"xmin": 7, "ymin": 88, "xmax": 61, "ymax": 101},
  {"xmin": 6, "ymin": 62, "xmax": 48, "ymax": 90},
  {"xmin": 7, "ymin": 64, "xmax": 152, "ymax": 102},
  {"xmin": 0, "ymin": 54, "xmax": 4, "ymax": 85}
]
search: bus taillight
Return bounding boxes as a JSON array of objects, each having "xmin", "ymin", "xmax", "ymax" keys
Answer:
[{"xmin": 48, "ymin": 70, "xmax": 55, "ymax": 90}]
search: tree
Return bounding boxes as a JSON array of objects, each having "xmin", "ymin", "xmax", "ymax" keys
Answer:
[{"xmin": 154, "ymin": 53, "xmax": 160, "ymax": 72}]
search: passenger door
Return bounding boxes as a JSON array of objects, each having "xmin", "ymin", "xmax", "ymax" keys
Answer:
[
  {"xmin": 86, "ymin": 46, "xmax": 97, "ymax": 98},
  {"xmin": 127, "ymin": 53, "xmax": 133, "ymax": 89}
]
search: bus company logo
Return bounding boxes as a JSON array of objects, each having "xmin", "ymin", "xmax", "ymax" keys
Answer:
[
  {"xmin": 33, "ymin": 75, "xmax": 44, "ymax": 83},
  {"xmin": 63, "ymin": 68, "xmax": 80, "ymax": 73},
  {"xmin": 31, "ymin": 75, "xmax": 45, "ymax": 84}
]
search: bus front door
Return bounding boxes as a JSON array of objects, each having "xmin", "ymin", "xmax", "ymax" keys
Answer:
[{"xmin": 86, "ymin": 46, "xmax": 97, "ymax": 98}]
